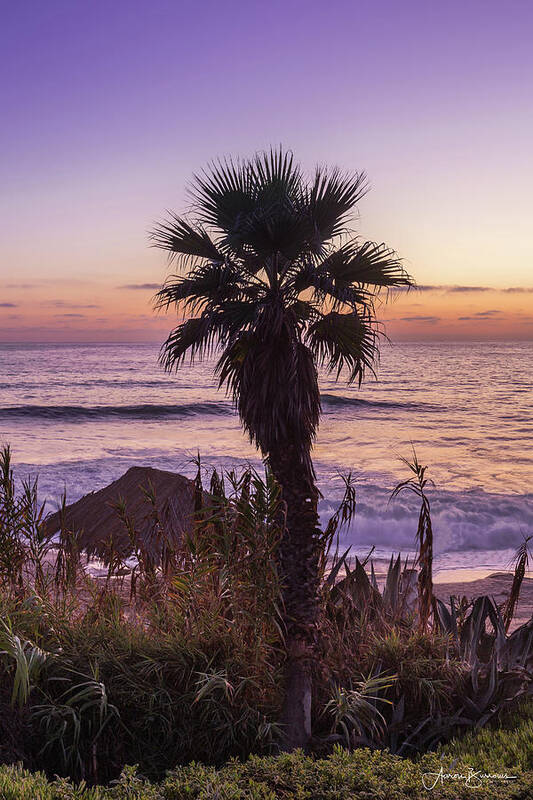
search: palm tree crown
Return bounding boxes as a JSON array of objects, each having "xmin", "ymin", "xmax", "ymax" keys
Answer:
[{"xmin": 153, "ymin": 148, "xmax": 413, "ymax": 465}]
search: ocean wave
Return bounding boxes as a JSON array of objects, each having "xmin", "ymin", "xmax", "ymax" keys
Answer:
[
  {"xmin": 319, "ymin": 486, "xmax": 533, "ymax": 554},
  {"xmin": 11, "ymin": 449, "xmax": 533, "ymax": 565},
  {"xmin": 0, "ymin": 395, "xmax": 441, "ymax": 420},
  {"xmin": 321, "ymin": 393, "xmax": 441, "ymax": 412},
  {"xmin": 0, "ymin": 379, "xmax": 184, "ymax": 390},
  {"xmin": 0, "ymin": 403, "xmax": 231, "ymax": 421}
]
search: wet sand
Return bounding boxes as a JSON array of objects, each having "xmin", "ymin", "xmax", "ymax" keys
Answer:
[
  {"xmin": 433, "ymin": 572, "xmax": 533, "ymax": 631},
  {"xmin": 365, "ymin": 559, "xmax": 532, "ymax": 631}
]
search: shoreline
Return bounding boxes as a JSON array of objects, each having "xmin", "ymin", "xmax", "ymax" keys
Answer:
[{"xmin": 341, "ymin": 559, "xmax": 533, "ymax": 632}]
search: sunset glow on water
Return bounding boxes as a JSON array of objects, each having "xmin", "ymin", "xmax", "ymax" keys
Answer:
[{"xmin": 2, "ymin": 341, "xmax": 531, "ymax": 571}]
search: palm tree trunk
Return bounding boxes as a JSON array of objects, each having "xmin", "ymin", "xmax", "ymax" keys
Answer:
[{"xmin": 269, "ymin": 444, "xmax": 322, "ymax": 751}]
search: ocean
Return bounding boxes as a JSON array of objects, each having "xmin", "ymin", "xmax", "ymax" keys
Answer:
[{"xmin": 1, "ymin": 341, "xmax": 532, "ymax": 575}]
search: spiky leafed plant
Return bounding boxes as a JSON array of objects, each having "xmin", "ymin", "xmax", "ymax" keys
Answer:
[{"xmin": 152, "ymin": 148, "xmax": 413, "ymax": 748}]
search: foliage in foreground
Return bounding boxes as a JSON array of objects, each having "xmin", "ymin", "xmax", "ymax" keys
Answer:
[
  {"xmin": 1, "ymin": 738, "xmax": 532, "ymax": 800},
  {"xmin": 441, "ymin": 700, "xmax": 533, "ymax": 773},
  {"xmin": 1, "ymin": 445, "xmax": 532, "ymax": 785},
  {"xmin": 0, "ymin": 449, "xmax": 286, "ymax": 782}
]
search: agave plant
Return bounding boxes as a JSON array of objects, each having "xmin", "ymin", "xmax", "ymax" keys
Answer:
[
  {"xmin": 322, "ymin": 529, "xmax": 533, "ymax": 754},
  {"xmin": 325, "ymin": 550, "xmax": 417, "ymax": 624},
  {"xmin": 435, "ymin": 593, "xmax": 533, "ymax": 728}
]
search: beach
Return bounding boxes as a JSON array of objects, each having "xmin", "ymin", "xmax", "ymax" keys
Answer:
[{"xmin": 433, "ymin": 571, "xmax": 533, "ymax": 632}]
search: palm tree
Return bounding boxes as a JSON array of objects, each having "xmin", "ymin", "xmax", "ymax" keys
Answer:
[{"xmin": 152, "ymin": 148, "xmax": 413, "ymax": 749}]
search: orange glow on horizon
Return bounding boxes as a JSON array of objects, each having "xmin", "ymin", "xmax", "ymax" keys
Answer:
[{"xmin": 0, "ymin": 281, "xmax": 532, "ymax": 343}]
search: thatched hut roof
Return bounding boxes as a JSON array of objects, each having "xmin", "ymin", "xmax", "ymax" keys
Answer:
[{"xmin": 45, "ymin": 466, "xmax": 199, "ymax": 561}]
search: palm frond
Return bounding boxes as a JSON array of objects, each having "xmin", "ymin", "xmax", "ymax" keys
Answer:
[
  {"xmin": 319, "ymin": 240, "xmax": 411, "ymax": 289},
  {"xmin": 307, "ymin": 166, "xmax": 368, "ymax": 247},
  {"xmin": 287, "ymin": 258, "xmax": 373, "ymax": 311},
  {"xmin": 159, "ymin": 315, "xmax": 224, "ymax": 372},
  {"xmin": 155, "ymin": 262, "xmax": 243, "ymax": 316},
  {"xmin": 150, "ymin": 214, "xmax": 224, "ymax": 263},
  {"xmin": 190, "ymin": 156, "xmax": 256, "ymax": 235},
  {"xmin": 190, "ymin": 149, "xmax": 310, "ymax": 262},
  {"xmin": 253, "ymin": 147, "xmax": 302, "ymax": 198},
  {"xmin": 306, "ymin": 311, "xmax": 379, "ymax": 384},
  {"xmin": 287, "ymin": 299, "xmax": 321, "ymax": 327}
]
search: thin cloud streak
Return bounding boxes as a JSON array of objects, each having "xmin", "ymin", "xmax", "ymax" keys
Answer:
[
  {"xmin": 42, "ymin": 300, "xmax": 100, "ymax": 309},
  {"xmin": 400, "ymin": 315, "xmax": 441, "ymax": 323},
  {"xmin": 119, "ymin": 283, "xmax": 160, "ymax": 290},
  {"xmin": 407, "ymin": 285, "xmax": 533, "ymax": 294}
]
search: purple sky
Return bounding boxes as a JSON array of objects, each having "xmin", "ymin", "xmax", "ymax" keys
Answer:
[{"xmin": 1, "ymin": 0, "xmax": 532, "ymax": 341}]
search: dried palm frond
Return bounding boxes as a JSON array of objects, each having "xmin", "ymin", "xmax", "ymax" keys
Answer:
[{"xmin": 504, "ymin": 534, "xmax": 532, "ymax": 632}]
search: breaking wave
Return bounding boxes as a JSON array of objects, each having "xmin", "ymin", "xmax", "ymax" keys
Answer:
[{"xmin": 319, "ymin": 484, "xmax": 533, "ymax": 555}]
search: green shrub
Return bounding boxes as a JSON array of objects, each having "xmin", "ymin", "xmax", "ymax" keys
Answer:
[
  {"xmin": 1, "ymin": 746, "xmax": 532, "ymax": 800},
  {"xmin": 440, "ymin": 700, "xmax": 533, "ymax": 772}
]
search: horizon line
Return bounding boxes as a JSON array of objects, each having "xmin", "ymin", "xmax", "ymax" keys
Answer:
[{"xmin": 1, "ymin": 339, "xmax": 532, "ymax": 346}]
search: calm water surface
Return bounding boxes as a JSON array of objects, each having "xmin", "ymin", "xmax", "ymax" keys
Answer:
[{"xmin": 1, "ymin": 342, "xmax": 532, "ymax": 572}]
